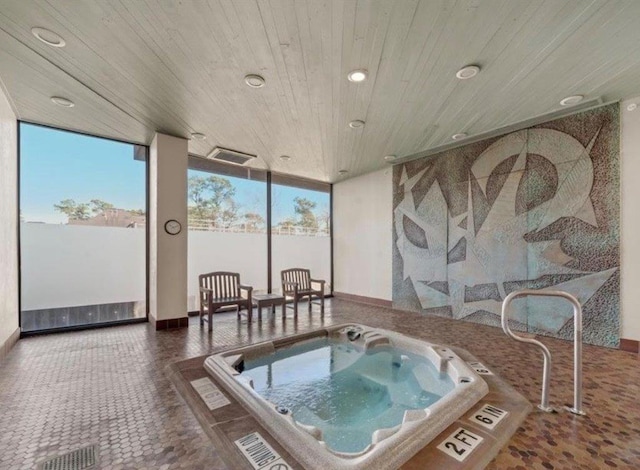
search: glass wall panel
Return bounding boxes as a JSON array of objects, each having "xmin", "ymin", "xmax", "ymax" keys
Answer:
[
  {"xmin": 271, "ymin": 176, "xmax": 331, "ymax": 295},
  {"xmin": 187, "ymin": 157, "xmax": 267, "ymax": 311},
  {"xmin": 19, "ymin": 123, "xmax": 147, "ymax": 332}
]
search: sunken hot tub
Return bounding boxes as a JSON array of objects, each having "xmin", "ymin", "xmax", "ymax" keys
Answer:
[{"xmin": 204, "ymin": 324, "xmax": 488, "ymax": 469}]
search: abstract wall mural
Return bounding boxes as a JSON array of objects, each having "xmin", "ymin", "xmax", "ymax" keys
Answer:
[{"xmin": 392, "ymin": 104, "xmax": 620, "ymax": 347}]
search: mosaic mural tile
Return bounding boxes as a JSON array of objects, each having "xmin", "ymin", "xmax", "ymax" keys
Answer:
[{"xmin": 393, "ymin": 104, "xmax": 620, "ymax": 347}]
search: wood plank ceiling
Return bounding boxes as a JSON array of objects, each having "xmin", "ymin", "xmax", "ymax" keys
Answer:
[{"xmin": 1, "ymin": 0, "xmax": 640, "ymax": 182}]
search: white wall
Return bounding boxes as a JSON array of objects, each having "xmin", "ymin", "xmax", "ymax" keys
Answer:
[
  {"xmin": 0, "ymin": 85, "xmax": 18, "ymax": 349},
  {"xmin": 149, "ymin": 133, "xmax": 188, "ymax": 323},
  {"xmin": 621, "ymin": 97, "xmax": 640, "ymax": 342},
  {"xmin": 333, "ymin": 168, "xmax": 393, "ymax": 300},
  {"xmin": 20, "ymin": 224, "xmax": 146, "ymax": 310}
]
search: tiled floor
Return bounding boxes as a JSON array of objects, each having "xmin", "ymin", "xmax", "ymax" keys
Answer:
[{"xmin": 0, "ymin": 299, "xmax": 638, "ymax": 470}]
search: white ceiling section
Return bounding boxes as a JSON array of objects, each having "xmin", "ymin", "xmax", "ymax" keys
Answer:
[{"xmin": 1, "ymin": 0, "xmax": 640, "ymax": 182}]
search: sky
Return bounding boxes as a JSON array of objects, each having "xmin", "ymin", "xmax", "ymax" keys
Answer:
[{"xmin": 20, "ymin": 123, "xmax": 329, "ymax": 225}]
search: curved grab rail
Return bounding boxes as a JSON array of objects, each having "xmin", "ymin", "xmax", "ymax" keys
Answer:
[{"xmin": 501, "ymin": 289, "xmax": 585, "ymax": 415}]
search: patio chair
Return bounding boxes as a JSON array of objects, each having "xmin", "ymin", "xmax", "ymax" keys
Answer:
[
  {"xmin": 281, "ymin": 268, "xmax": 325, "ymax": 316},
  {"xmin": 199, "ymin": 271, "xmax": 253, "ymax": 331}
]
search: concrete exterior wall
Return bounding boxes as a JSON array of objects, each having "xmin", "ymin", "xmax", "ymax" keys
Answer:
[
  {"xmin": 19, "ymin": 223, "xmax": 330, "ymax": 314},
  {"xmin": 0, "ymin": 85, "xmax": 19, "ymax": 356},
  {"xmin": 333, "ymin": 168, "xmax": 393, "ymax": 301},
  {"xmin": 20, "ymin": 224, "xmax": 146, "ymax": 310}
]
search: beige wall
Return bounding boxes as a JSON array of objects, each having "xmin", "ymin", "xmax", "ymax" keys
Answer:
[
  {"xmin": 334, "ymin": 102, "xmax": 640, "ymax": 343},
  {"xmin": 0, "ymin": 85, "xmax": 19, "ymax": 352},
  {"xmin": 149, "ymin": 133, "xmax": 188, "ymax": 323},
  {"xmin": 333, "ymin": 168, "xmax": 393, "ymax": 301},
  {"xmin": 621, "ymin": 97, "xmax": 640, "ymax": 341}
]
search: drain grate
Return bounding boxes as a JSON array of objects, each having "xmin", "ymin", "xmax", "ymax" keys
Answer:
[{"xmin": 39, "ymin": 445, "xmax": 98, "ymax": 470}]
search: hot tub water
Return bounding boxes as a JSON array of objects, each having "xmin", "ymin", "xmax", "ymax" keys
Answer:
[
  {"xmin": 204, "ymin": 324, "xmax": 488, "ymax": 470},
  {"xmin": 241, "ymin": 338, "xmax": 454, "ymax": 453}
]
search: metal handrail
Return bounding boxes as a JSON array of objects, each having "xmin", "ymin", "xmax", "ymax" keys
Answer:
[{"xmin": 501, "ymin": 289, "xmax": 586, "ymax": 415}]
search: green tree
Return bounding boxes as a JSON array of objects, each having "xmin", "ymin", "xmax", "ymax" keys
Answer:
[
  {"xmin": 317, "ymin": 206, "xmax": 330, "ymax": 234},
  {"xmin": 187, "ymin": 176, "xmax": 211, "ymax": 220},
  {"xmin": 277, "ymin": 217, "xmax": 297, "ymax": 234},
  {"xmin": 54, "ymin": 199, "xmax": 91, "ymax": 220},
  {"xmin": 220, "ymin": 199, "xmax": 239, "ymax": 229},
  {"xmin": 187, "ymin": 175, "xmax": 236, "ymax": 226},
  {"xmin": 294, "ymin": 197, "xmax": 318, "ymax": 230},
  {"xmin": 243, "ymin": 212, "xmax": 265, "ymax": 232},
  {"xmin": 89, "ymin": 199, "xmax": 114, "ymax": 215},
  {"xmin": 55, "ymin": 199, "xmax": 144, "ymax": 224}
]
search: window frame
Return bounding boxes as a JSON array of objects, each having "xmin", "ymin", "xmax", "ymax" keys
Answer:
[
  {"xmin": 187, "ymin": 155, "xmax": 333, "ymax": 299},
  {"xmin": 17, "ymin": 120, "xmax": 150, "ymax": 336}
]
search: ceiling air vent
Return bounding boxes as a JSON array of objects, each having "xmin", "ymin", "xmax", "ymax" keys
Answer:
[{"xmin": 206, "ymin": 146, "xmax": 257, "ymax": 165}]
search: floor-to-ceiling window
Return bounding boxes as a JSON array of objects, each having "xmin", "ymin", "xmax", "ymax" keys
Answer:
[
  {"xmin": 186, "ymin": 158, "xmax": 332, "ymax": 310},
  {"xmin": 271, "ymin": 175, "xmax": 332, "ymax": 295},
  {"xmin": 19, "ymin": 123, "xmax": 147, "ymax": 332},
  {"xmin": 187, "ymin": 157, "xmax": 268, "ymax": 311}
]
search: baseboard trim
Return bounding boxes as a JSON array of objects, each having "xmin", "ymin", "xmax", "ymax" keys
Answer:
[
  {"xmin": 152, "ymin": 316, "xmax": 189, "ymax": 330},
  {"xmin": 0, "ymin": 327, "xmax": 20, "ymax": 362},
  {"xmin": 333, "ymin": 291, "xmax": 392, "ymax": 308},
  {"xmin": 620, "ymin": 338, "xmax": 639, "ymax": 353}
]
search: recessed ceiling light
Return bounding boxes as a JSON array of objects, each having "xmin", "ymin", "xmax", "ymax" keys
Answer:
[
  {"xmin": 384, "ymin": 155, "xmax": 397, "ymax": 162},
  {"xmin": 452, "ymin": 133, "xmax": 467, "ymax": 140},
  {"xmin": 50, "ymin": 96, "xmax": 74, "ymax": 107},
  {"xmin": 560, "ymin": 95, "xmax": 584, "ymax": 106},
  {"xmin": 349, "ymin": 120, "xmax": 365, "ymax": 129},
  {"xmin": 627, "ymin": 103, "xmax": 637, "ymax": 112},
  {"xmin": 455, "ymin": 65, "xmax": 480, "ymax": 80},
  {"xmin": 347, "ymin": 69, "xmax": 368, "ymax": 82},
  {"xmin": 190, "ymin": 132, "xmax": 206, "ymax": 140},
  {"xmin": 338, "ymin": 170, "xmax": 349, "ymax": 175},
  {"xmin": 32, "ymin": 27, "xmax": 66, "ymax": 47},
  {"xmin": 244, "ymin": 74, "xmax": 265, "ymax": 88},
  {"xmin": 279, "ymin": 155, "xmax": 291, "ymax": 161}
]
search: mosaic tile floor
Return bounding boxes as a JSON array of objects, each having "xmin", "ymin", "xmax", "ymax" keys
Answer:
[
  {"xmin": 0, "ymin": 298, "xmax": 638, "ymax": 470},
  {"xmin": 168, "ymin": 336, "xmax": 532, "ymax": 470}
]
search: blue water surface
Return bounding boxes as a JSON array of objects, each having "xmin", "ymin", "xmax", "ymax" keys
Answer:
[{"xmin": 241, "ymin": 338, "xmax": 454, "ymax": 453}]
